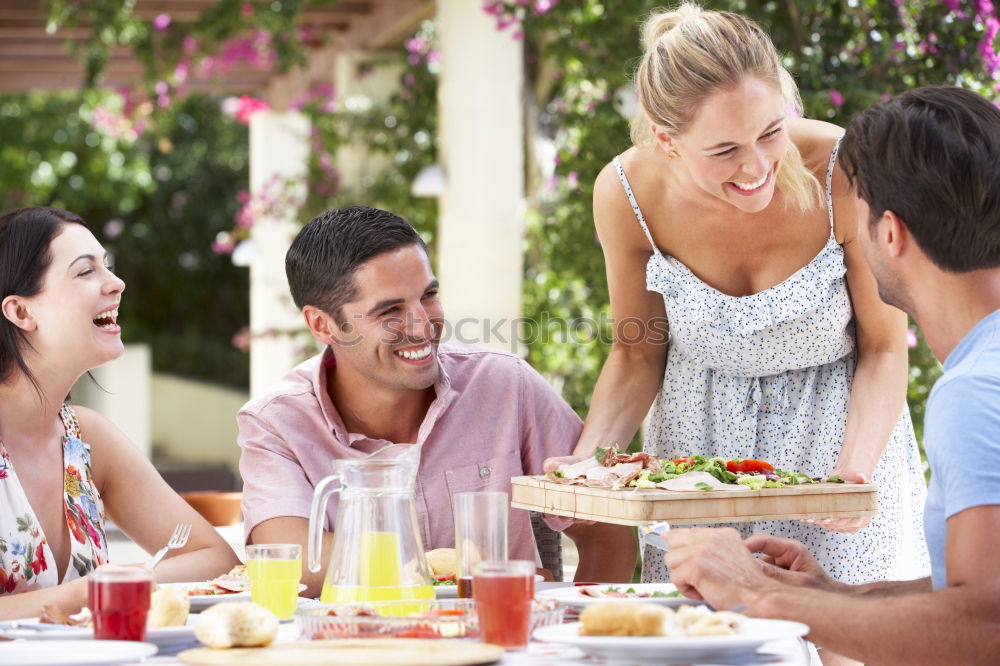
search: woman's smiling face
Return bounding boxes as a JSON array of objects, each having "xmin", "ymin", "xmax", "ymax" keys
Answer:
[
  {"xmin": 662, "ymin": 77, "xmax": 790, "ymax": 214},
  {"xmin": 26, "ymin": 223, "xmax": 126, "ymax": 371}
]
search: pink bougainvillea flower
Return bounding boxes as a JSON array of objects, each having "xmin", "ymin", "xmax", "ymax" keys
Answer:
[
  {"xmin": 907, "ymin": 328, "xmax": 918, "ymax": 349},
  {"xmin": 534, "ymin": 0, "xmax": 557, "ymax": 13},
  {"xmin": 483, "ymin": 1, "xmax": 503, "ymax": 17},
  {"xmin": 235, "ymin": 95, "xmax": 269, "ymax": 125},
  {"xmin": 232, "ymin": 326, "xmax": 251, "ymax": 353},
  {"xmin": 212, "ymin": 238, "xmax": 235, "ymax": 255},
  {"xmin": 153, "ymin": 13, "xmax": 171, "ymax": 31},
  {"xmin": 829, "ymin": 89, "xmax": 845, "ymax": 108}
]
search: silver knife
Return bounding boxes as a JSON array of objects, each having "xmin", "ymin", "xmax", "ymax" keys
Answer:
[{"xmin": 639, "ymin": 520, "xmax": 671, "ymax": 551}]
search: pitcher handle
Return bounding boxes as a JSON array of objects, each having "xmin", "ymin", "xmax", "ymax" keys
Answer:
[{"xmin": 308, "ymin": 474, "xmax": 342, "ymax": 573}]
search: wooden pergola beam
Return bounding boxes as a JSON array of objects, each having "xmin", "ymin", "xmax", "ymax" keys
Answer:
[
  {"xmin": 0, "ymin": 0, "xmax": 431, "ymax": 93},
  {"xmin": 0, "ymin": 1, "xmax": 376, "ymax": 22}
]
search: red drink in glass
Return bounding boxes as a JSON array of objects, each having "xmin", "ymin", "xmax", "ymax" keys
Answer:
[
  {"xmin": 473, "ymin": 560, "xmax": 535, "ymax": 650},
  {"xmin": 88, "ymin": 568, "xmax": 152, "ymax": 641}
]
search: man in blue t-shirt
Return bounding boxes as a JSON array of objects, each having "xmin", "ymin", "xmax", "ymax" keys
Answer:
[{"xmin": 657, "ymin": 86, "xmax": 1000, "ymax": 665}]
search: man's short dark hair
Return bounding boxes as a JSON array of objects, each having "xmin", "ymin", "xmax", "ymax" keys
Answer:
[
  {"xmin": 840, "ymin": 85, "xmax": 1000, "ymax": 272},
  {"xmin": 286, "ymin": 205, "xmax": 426, "ymax": 323}
]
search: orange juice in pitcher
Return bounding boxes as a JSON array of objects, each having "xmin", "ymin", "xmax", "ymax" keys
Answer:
[{"xmin": 310, "ymin": 448, "xmax": 435, "ymax": 614}]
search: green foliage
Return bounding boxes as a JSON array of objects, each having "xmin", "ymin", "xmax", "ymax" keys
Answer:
[
  {"xmin": 300, "ymin": 21, "xmax": 441, "ymax": 259},
  {"xmin": 13, "ymin": 0, "xmax": 993, "ymax": 430},
  {"xmin": 0, "ymin": 92, "xmax": 251, "ymax": 387}
]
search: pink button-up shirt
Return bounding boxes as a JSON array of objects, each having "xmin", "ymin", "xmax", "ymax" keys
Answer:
[{"xmin": 237, "ymin": 343, "xmax": 582, "ymax": 563}]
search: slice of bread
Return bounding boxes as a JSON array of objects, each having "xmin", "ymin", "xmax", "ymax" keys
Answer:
[
  {"xmin": 425, "ymin": 548, "xmax": 457, "ymax": 577},
  {"xmin": 147, "ymin": 586, "xmax": 190, "ymax": 628}
]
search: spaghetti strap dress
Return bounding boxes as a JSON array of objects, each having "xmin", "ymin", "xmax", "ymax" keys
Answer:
[
  {"xmin": 612, "ymin": 139, "xmax": 930, "ymax": 585},
  {"xmin": 0, "ymin": 404, "xmax": 109, "ymax": 594}
]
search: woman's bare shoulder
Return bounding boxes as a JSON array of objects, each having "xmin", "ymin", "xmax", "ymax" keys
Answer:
[
  {"xmin": 594, "ymin": 148, "xmax": 663, "ymax": 250},
  {"xmin": 788, "ymin": 117, "xmax": 844, "ymax": 171},
  {"xmin": 69, "ymin": 405, "xmax": 131, "ymax": 458},
  {"xmin": 70, "ymin": 405, "xmax": 115, "ymax": 437}
]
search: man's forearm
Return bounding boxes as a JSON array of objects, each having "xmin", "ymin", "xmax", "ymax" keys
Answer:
[
  {"xmin": 566, "ymin": 522, "xmax": 636, "ymax": 583},
  {"xmin": 852, "ymin": 576, "xmax": 932, "ymax": 597},
  {"xmin": 752, "ymin": 582, "xmax": 1000, "ymax": 664}
]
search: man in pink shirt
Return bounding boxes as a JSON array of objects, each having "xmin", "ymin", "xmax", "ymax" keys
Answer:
[{"xmin": 238, "ymin": 205, "xmax": 636, "ymax": 595}]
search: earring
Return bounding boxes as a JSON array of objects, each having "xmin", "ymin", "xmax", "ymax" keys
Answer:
[{"xmin": 668, "ymin": 150, "xmax": 679, "ymax": 159}]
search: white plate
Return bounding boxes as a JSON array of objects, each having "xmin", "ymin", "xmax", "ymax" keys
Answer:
[
  {"xmin": 434, "ymin": 584, "xmax": 459, "ymax": 598},
  {"xmin": 0, "ymin": 616, "xmax": 199, "ymax": 652},
  {"xmin": 536, "ymin": 582, "xmax": 704, "ymax": 609},
  {"xmin": 163, "ymin": 581, "xmax": 251, "ymax": 609},
  {"xmin": 533, "ymin": 619, "xmax": 809, "ymax": 665},
  {"xmin": 0, "ymin": 639, "xmax": 157, "ymax": 665},
  {"xmin": 434, "ymin": 573, "xmax": 545, "ymax": 599},
  {"xmin": 164, "ymin": 582, "xmax": 308, "ymax": 609}
]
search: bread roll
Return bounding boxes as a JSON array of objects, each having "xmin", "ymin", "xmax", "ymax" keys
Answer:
[
  {"xmin": 579, "ymin": 602, "xmax": 669, "ymax": 637},
  {"xmin": 194, "ymin": 601, "xmax": 279, "ymax": 648},
  {"xmin": 147, "ymin": 586, "xmax": 190, "ymax": 628},
  {"xmin": 425, "ymin": 548, "xmax": 457, "ymax": 577}
]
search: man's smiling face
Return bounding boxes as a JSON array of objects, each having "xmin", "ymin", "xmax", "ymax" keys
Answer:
[{"xmin": 330, "ymin": 243, "xmax": 444, "ymax": 391}]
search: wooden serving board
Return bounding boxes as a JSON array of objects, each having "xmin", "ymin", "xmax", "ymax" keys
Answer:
[
  {"xmin": 510, "ymin": 475, "xmax": 877, "ymax": 526},
  {"xmin": 178, "ymin": 639, "xmax": 504, "ymax": 666}
]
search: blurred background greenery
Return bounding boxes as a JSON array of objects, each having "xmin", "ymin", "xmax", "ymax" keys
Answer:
[{"xmin": 4, "ymin": 0, "xmax": 997, "ymax": 464}]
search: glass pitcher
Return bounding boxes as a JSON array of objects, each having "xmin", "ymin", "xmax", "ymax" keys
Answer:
[{"xmin": 307, "ymin": 446, "xmax": 434, "ymax": 606}]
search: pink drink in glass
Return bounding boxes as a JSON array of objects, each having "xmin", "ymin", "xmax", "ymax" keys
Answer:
[
  {"xmin": 88, "ymin": 568, "xmax": 152, "ymax": 641},
  {"xmin": 473, "ymin": 560, "xmax": 535, "ymax": 650}
]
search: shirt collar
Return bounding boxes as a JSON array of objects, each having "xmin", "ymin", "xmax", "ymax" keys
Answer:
[
  {"xmin": 311, "ymin": 345, "xmax": 457, "ymax": 451},
  {"xmin": 943, "ymin": 308, "xmax": 1000, "ymax": 372}
]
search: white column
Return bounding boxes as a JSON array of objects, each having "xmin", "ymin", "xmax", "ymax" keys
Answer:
[
  {"xmin": 249, "ymin": 111, "xmax": 310, "ymax": 397},
  {"xmin": 71, "ymin": 343, "xmax": 151, "ymax": 457},
  {"xmin": 437, "ymin": 0, "xmax": 525, "ymax": 353},
  {"xmin": 334, "ymin": 50, "xmax": 403, "ymax": 190}
]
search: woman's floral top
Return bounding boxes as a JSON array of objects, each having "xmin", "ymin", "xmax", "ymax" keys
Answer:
[{"xmin": 0, "ymin": 404, "xmax": 108, "ymax": 594}]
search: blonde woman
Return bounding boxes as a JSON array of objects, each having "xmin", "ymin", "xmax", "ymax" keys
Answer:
[{"xmin": 568, "ymin": 6, "xmax": 929, "ymax": 660}]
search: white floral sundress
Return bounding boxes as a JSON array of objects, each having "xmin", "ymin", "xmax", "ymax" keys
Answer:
[
  {"xmin": 613, "ymin": 139, "xmax": 930, "ymax": 585},
  {"xmin": 0, "ymin": 404, "xmax": 108, "ymax": 594}
]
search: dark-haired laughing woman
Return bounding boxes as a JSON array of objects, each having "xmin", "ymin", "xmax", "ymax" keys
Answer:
[{"xmin": 0, "ymin": 207, "xmax": 239, "ymax": 620}]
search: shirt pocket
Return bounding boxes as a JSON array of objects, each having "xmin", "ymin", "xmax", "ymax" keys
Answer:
[{"xmin": 444, "ymin": 449, "xmax": 522, "ymax": 496}]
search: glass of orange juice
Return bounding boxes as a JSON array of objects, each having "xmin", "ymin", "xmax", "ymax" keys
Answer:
[{"xmin": 246, "ymin": 544, "xmax": 302, "ymax": 620}]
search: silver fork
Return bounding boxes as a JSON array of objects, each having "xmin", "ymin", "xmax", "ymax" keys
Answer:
[{"xmin": 146, "ymin": 523, "xmax": 191, "ymax": 568}]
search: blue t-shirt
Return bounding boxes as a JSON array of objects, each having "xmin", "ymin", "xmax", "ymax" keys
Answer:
[{"xmin": 923, "ymin": 308, "xmax": 1000, "ymax": 589}]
